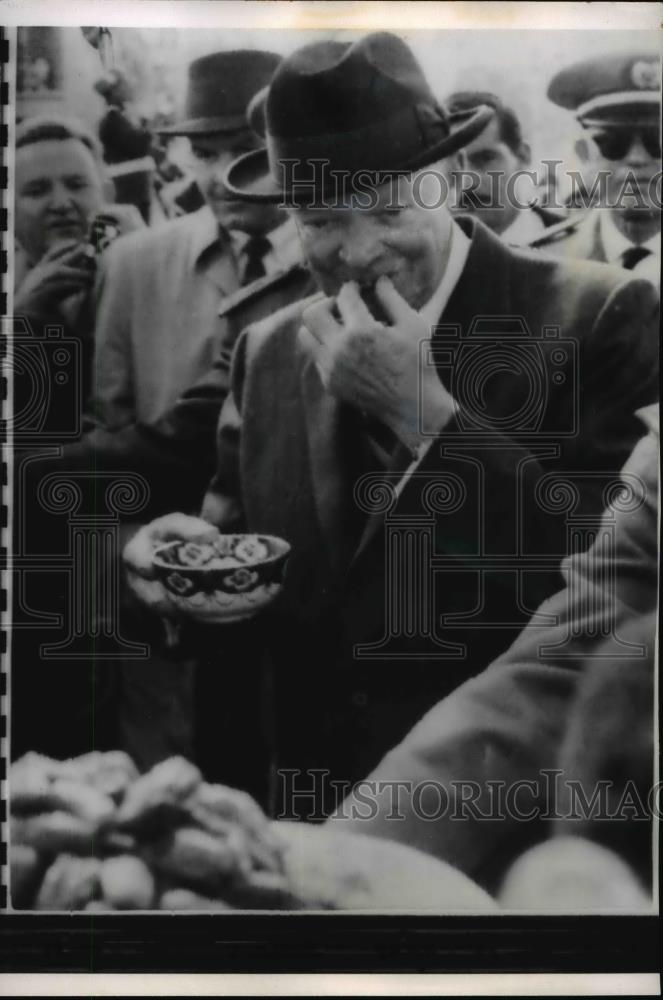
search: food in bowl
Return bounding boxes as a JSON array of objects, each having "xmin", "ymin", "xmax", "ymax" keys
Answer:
[{"xmin": 150, "ymin": 531, "xmax": 290, "ymax": 624}]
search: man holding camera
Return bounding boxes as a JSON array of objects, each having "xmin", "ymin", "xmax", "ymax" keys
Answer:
[
  {"xmin": 124, "ymin": 32, "xmax": 656, "ymax": 808},
  {"xmin": 14, "ymin": 115, "xmax": 143, "ymax": 415}
]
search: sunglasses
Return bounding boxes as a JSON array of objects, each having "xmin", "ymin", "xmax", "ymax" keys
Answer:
[{"xmin": 589, "ymin": 126, "xmax": 661, "ymax": 161}]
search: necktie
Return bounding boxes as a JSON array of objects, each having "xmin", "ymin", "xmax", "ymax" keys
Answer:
[
  {"xmin": 620, "ymin": 245, "xmax": 652, "ymax": 271},
  {"xmin": 241, "ymin": 235, "xmax": 271, "ymax": 285}
]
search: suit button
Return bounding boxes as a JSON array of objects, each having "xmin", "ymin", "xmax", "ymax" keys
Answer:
[{"xmin": 352, "ymin": 691, "xmax": 367, "ymax": 707}]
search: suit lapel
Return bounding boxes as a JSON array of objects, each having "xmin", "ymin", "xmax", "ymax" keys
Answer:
[
  {"xmin": 347, "ymin": 218, "xmax": 514, "ymax": 571},
  {"xmin": 189, "ymin": 207, "xmax": 238, "ymax": 295}
]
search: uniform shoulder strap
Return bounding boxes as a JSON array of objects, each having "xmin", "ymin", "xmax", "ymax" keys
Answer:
[{"xmin": 526, "ymin": 213, "xmax": 586, "ymax": 250}]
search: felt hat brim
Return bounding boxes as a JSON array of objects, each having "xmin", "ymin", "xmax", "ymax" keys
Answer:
[{"xmin": 224, "ymin": 104, "xmax": 494, "ymax": 202}]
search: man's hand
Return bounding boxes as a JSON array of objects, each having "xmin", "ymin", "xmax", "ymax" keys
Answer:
[
  {"xmin": 123, "ymin": 513, "xmax": 219, "ymax": 580},
  {"xmin": 300, "ymin": 276, "xmax": 456, "ymax": 452},
  {"xmin": 98, "ymin": 203, "xmax": 145, "ymax": 237},
  {"xmin": 14, "ymin": 241, "xmax": 94, "ymax": 315}
]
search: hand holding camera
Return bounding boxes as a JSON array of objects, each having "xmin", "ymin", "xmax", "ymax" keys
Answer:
[
  {"xmin": 14, "ymin": 240, "xmax": 96, "ymax": 316},
  {"xmin": 15, "ymin": 207, "xmax": 141, "ymax": 318}
]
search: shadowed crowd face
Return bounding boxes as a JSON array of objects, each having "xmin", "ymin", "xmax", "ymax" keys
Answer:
[
  {"xmin": 292, "ymin": 169, "xmax": 454, "ymax": 312},
  {"xmin": 582, "ymin": 114, "xmax": 661, "ymax": 235},
  {"xmin": 454, "ymin": 116, "xmax": 531, "ymax": 235},
  {"xmin": 189, "ymin": 132, "xmax": 283, "ymax": 235}
]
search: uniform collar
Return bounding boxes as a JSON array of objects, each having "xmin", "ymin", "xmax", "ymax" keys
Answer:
[
  {"xmin": 600, "ymin": 209, "xmax": 660, "ymax": 263},
  {"xmin": 501, "ymin": 204, "xmax": 547, "ymax": 246},
  {"xmin": 419, "ymin": 218, "xmax": 471, "ymax": 327}
]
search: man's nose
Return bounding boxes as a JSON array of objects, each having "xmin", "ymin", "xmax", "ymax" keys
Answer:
[
  {"xmin": 624, "ymin": 134, "xmax": 653, "ymax": 167},
  {"xmin": 49, "ymin": 182, "xmax": 76, "ymax": 211},
  {"xmin": 338, "ymin": 222, "xmax": 382, "ymax": 270}
]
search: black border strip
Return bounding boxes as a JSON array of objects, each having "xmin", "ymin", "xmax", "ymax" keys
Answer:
[
  {"xmin": 0, "ymin": 914, "xmax": 659, "ymax": 973},
  {"xmin": 0, "ymin": 24, "xmax": 9, "ymax": 914}
]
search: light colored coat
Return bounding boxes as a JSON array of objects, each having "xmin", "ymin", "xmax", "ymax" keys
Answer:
[{"xmin": 90, "ymin": 206, "xmax": 241, "ymax": 429}]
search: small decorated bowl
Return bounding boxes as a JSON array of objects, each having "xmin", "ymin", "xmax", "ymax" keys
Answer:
[{"xmin": 151, "ymin": 533, "xmax": 291, "ymax": 625}]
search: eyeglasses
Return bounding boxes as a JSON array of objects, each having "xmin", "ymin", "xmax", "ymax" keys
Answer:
[{"xmin": 589, "ymin": 126, "xmax": 661, "ymax": 161}]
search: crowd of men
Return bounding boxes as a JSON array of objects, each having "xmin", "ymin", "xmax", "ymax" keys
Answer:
[{"xmin": 11, "ymin": 34, "xmax": 660, "ymax": 909}]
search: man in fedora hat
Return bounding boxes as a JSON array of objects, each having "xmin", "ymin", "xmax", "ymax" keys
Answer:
[
  {"xmin": 125, "ymin": 33, "xmax": 657, "ymax": 808},
  {"xmin": 529, "ymin": 50, "xmax": 660, "ymax": 284},
  {"xmin": 89, "ymin": 48, "xmax": 298, "ymax": 432},
  {"xmin": 445, "ymin": 90, "xmax": 566, "ymax": 244}
]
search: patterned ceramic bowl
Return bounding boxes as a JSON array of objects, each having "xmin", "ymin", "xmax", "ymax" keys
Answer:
[{"xmin": 151, "ymin": 534, "xmax": 291, "ymax": 624}]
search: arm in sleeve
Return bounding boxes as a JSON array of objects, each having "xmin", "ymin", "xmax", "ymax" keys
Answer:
[
  {"xmin": 87, "ymin": 239, "xmax": 137, "ymax": 430},
  {"xmin": 328, "ymin": 425, "xmax": 659, "ymax": 884}
]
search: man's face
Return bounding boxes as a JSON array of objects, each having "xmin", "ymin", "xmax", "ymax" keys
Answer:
[
  {"xmin": 292, "ymin": 174, "xmax": 452, "ymax": 311},
  {"xmin": 453, "ymin": 117, "xmax": 527, "ymax": 234},
  {"xmin": 15, "ymin": 138, "xmax": 105, "ymax": 261},
  {"xmin": 583, "ymin": 117, "xmax": 661, "ymax": 225},
  {"xmin": 188, "ymin": 132, "xmax": 282, "ymax": 234}
]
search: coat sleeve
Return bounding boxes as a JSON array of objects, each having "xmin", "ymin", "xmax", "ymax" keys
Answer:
[
  {"xmin": 327, "ymin": 426, "xmax": 658, "ymax": 886},
  {"xmin": 87, "ymin": 239, "xmax": 138, "ymax": 430},
  {"xmin": 199, "ymin": 327, "xmax": 251, "ymax": 531}
]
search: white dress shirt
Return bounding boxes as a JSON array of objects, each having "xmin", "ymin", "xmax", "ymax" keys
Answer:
[
  {"xmin": 599, "ymin": 210, "xmax": 660, "ymax": 284},
  {"xmin": 501, "ymin": 205, "xmax": 548, "ymax": 247},
  {"xmin": 396, "ymin": 220, "xmax": 471, "ymax": 494}
]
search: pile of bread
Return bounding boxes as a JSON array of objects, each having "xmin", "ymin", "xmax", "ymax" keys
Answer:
[{"xmin": 10, "ymin": 751, "xmax": 304, "ymax": 911}]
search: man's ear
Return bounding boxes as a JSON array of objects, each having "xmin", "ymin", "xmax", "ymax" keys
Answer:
[{"xmin": 574, "ymin": 136, "xmax": 592, "ymax": 164}]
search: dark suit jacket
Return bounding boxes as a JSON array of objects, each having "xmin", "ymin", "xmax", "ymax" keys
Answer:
[{"xmin": 202, "ymin": 217, "xmax": 659, "ymax": 801}]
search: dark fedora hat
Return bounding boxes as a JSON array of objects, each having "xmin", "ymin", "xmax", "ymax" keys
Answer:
[
  {"xmin": 159, "ymin": 49, "xmax": 281, "ymax": 136},
  {"xmin": 224, "ymin": 32, "xmax": 493, "ymax": 202}
]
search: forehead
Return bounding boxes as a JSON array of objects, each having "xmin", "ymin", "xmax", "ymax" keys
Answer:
[
  {"xmin": 16, "ymin": 138, "xmax": 100, "ymax": 180},
  {"xmin": 463, "ymin": 117, "xmax": 507, "ymax": 153},
  {"xmin": 293, "ymin": 175, "xmax": 422, "ymax": 221}
]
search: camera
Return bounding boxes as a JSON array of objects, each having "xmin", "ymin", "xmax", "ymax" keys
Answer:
[
  {"xmin": 4, "ymin": 319, "xmax": 83, "ymax": 443},
  {"xmin": 80, "ymin": 214, "xmax": 122, "ymax": 272},
  {"xmin": 422, "ymin": 317, "xmax": 578, "ymax": 439}
]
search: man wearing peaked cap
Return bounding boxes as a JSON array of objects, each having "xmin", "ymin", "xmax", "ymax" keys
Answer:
[
  {"xmin": 529, "ymin": 51, "xmax": 661, "ymax": 283},
  {"xmin": 90, "ymin": 48, "xmax": 297, "ymax": 431},
  {"xmin": 125, "ymin": 33, "xmax": 658, "ymax": 866}
]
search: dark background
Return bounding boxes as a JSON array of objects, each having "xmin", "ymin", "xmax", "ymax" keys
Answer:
[{"xmin": 0, "ymin": 915, "xmax": 660, "ymax": 973}]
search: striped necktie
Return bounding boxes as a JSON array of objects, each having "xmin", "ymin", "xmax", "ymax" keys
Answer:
[{"xmin": 241, "ymin": 235, "xmax": 271, "ymax": 286}]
